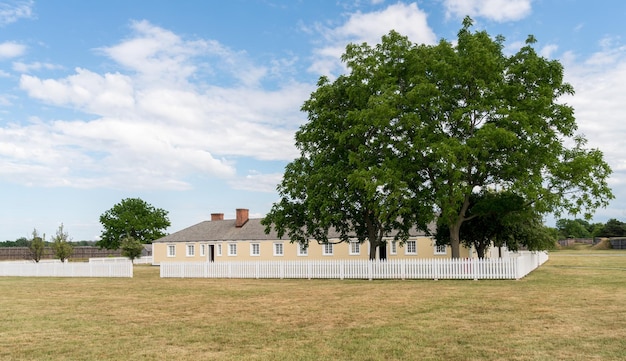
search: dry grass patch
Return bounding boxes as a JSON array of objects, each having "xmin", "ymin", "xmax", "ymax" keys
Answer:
[{"xmin": 1, "ymin": 253, "xmax": 625, "ymax": 360}]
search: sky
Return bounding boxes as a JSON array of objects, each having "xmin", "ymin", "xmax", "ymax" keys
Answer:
[{"xmin": 1, "ymin": 0, "xmax": 625, "ymax": 241}]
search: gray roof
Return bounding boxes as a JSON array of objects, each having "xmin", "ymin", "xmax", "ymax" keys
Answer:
[{"xmin": 154, "ymin": 218, "xmax": 433, "ymax": 243}]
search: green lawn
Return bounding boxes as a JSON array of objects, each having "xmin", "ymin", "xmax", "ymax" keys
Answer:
[{"xmin": 1, "ymin": 250, "xmax": 625, "ymax": 360}]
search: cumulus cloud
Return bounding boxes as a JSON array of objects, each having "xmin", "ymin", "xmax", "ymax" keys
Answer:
[
  {"xmin": 557, "ymin": 36, "xmax": 626, "ymax": 221},
  {"xmin": 0, "ymin": 41, "xmax": 26, "ymax": 58},
  {"xmin": 0, "ymin": 0, "xmax": 33, "ymax": 26},
  {"xmin": 309, "ymin": 2, "xmax": 436, "ymax": 76},
  {"xmin": 443, "ymin": 0, "xmax": 532, "ymax": 22},
  {"xmin": 9, "ymin": 21, "xmax": 310, "ymax": 190}
]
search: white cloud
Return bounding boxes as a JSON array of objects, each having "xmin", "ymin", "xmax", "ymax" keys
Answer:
[
  {"xmin": 0, "ymin": 0, "xmax": 33, "ymax": 26},
  {"xmin": 540, "ymin": 44, "xmax": 558, "ymax": 59},
  {"xmin": 309, "ymin": 2, "xmax": 436, "ymax": 77},
  {"xmin": 560, "ymin": 38, "xmax": 626, "ymax": 221},
  {"xmin": 443, "ymin": 0, "xmax": 532, "ymax": 22},
  {"xmin": 229, "ymin": 171, "xmax": 283, "ymax": 193},
  {"xmin": 0, "ymin": 41, "xmax": 26, "ymax": 58},
  {"xmin": 12, "ymin": 61, "xmax": 62, "ymax": 73},
  {"xmin": 9, "ymin": 21, "xmax": 309, "ymax": 190}
]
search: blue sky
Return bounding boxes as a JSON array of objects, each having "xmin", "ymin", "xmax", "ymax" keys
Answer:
[{"xmin": 1, "ymin": 0, "xmax": 625, "ymax": 241}]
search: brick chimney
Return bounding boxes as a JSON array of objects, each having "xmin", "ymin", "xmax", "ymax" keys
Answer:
[
  {"xmin": 211, "ymin": 213, "xmax": 224, "ymax": 221},
  {"xmin": 235, "ymin": 208, "xmax": 249, "ymax": 227}
]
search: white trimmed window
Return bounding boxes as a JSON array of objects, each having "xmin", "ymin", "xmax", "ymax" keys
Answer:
[
  {"xmin": 217, "ymin": 244, "xmax": 222, "ymax": 256},
  {"xmin": 434, "ymin": 244, "xmax": 447, "ymax": 255},
  {"xmin": 274, "ymin": 242, "xmax": 284, "ymax": 256},
  {"xmin": 250, "ymin": 243, "xmax": 260, "ymax": 256},
  {"xmin": 167, "ymin": 245, "xmax": 176, "ymax": 257},
  {"xmin": 390, "ymin": 241, "xmax": 397, "ymax": 255},
  {"xmin": 186, "ymin": 244, "xmax": 195, "ymax": 257},
  {"xmin": 228, "ymin": 243, "xmax": 237, "ymax": 256},
  {"xmin": 405, "ymin": 240, "xmax": 417, "ymax": 255},
  {"xmin": 349, "ymin": 242, "xmax": 360, "ymax": 255},
  {"xmin": 323, "ymin": 243, "xmax": 333, "ymax": 256},
  {"xmin": 200, "ymin": 244, "xmax": 206, "ymax": 257},
  {"xmin": 297, "ymin": 242, "xmax": 308, "ymax": 256}
]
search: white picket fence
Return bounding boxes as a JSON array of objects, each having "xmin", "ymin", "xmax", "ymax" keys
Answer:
[
  {"xmin": 160, "ymin": 251, "xmax": 548, "ymax": 280},
  {"xmin": 89, "ymin": 256, "xmax": 153, "ymax": 265},
  {"xmin": 0, "ymin": 259, "xmax": 133, "ymax": 277}
]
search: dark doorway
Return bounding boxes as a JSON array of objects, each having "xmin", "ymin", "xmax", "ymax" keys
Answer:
[{"xmin": 208, "ymin": 245, "xmax": 215, "ymax": 262}]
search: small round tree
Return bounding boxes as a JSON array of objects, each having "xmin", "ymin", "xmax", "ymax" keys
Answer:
[
  {"xmin": 120, "ymin": 236, "xmax": 144, "ymax": 263},
  {"xmin": 97, "ymin": 198, "xmax": 170, "ymax": 249}
]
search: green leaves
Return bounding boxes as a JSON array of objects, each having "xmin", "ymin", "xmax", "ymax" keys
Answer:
[
  {"xmin": 51, "ymin": 223, "xmax": 73, "ymax": 262},
  {"xmin": 265, "ymin": 17, "xmax": 613, "ymax": 259},
  {"xmin": 97, "ymin": 198, "xmax": 170, "ymax": 249}
]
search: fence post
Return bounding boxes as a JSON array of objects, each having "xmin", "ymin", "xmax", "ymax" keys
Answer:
[{"xmin": 473, "ymin": 258, "xmax": 478, "ymax": 281}]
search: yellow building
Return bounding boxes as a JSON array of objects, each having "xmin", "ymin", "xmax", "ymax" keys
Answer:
[{"xmin": 152, "ymin": 209, "xmax": 472, "ymax": 265}]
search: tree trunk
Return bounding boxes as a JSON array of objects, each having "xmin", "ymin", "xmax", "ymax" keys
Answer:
[
  {"xmin": 449, "ymin": 221, "xmax": 462, "ymax": 259},
  {"xmin": 476, "ymin": 245, "xmax": 486, "ymax": 259},
  {"xmin": 369, "ymin": 241, "xmax": 378, "ymax": 260}
]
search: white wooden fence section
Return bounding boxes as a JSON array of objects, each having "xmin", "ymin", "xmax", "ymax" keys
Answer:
[
  {"xmin": 160, "ymin": 251, "xmax": 548, "ymax": 280},
  {"xmin": 89, "ymin": 256, "xmax": 153, "ymax": 265},
  {"xmin": 0, "ymin": 259, "xmax": 133, "ymax": 277}
]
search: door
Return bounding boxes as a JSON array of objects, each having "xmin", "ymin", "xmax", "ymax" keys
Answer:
[{"xmin": 208, "ymin": 245, "xmax": 215, "ymax": 262}]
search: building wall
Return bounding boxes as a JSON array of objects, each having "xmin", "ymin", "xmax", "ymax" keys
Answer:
[{"xmin": 153, "ymin": 237, "xmax": 472, "ymax": 265}]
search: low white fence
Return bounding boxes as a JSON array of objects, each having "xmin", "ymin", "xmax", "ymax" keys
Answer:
[
  {"xmin": 0, "ymin": 259, "xmax": 133, "ymax": 277},
  {"xmin": 160, "ymin": 251, "xmax": 548, "ymax": 280},
  {"xmin": 89, "ymin": 256, "xmax": 152, "ymax": 265}
]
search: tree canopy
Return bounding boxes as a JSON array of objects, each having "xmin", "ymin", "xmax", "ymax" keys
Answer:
[
  {"xmin": 120, "ymin": 236, "xmax": 144, "ymax": 262},
  {"xmin": 262, "ymin": 32, "xmax": 433, "ymax": 260},
  {"xmin": 97, "ymin": 198, "xmax": 170, "ymax": 250},
  {"xmin": 596, "ymin": 219, "xmax": 626, "ymax": 238},
  {"xmin": 264, "ymin": 17, "xmax": 613, "ymax": 258},
  {"xmin": 556, "ymin": 218, "xmax": 593, "ymax": 239},
  {"xmin": 29, "ymin": 229, "xmax": 45, "ymax": 263},
  {"xmin": 51, "ymin": 223, "xmax": 73, "ymax": 262}
]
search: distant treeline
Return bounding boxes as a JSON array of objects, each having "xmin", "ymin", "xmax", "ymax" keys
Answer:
[
  {"xmin": 0, "ymin": 238, "xmax": 97, "ymax": 248},
  {"xmin": 0, "ymin": 246, "xmax": 122, "ymax": 261}
]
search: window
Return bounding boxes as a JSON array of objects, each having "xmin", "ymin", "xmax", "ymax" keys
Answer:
[
  {"xmin": 250, "ymin": 243, "xmax": 260, "ymax": 256},
  {"xmin": 405, "ymin": 240, "xmax": 417, "ymax": 255},
  {"xmin": 390, "ymin": 241, "xmax": 397, "ymax": 255},
  {"xmin": 274, "ymin": 242, "xmax": 284, "ymax": 256},
  {"xmin": 323, "ymin": 243, "xmax": 333, "ymax": 256},
  {"xmin": 217, "ymin": 244, "xmax": 222, "ymax": 256},
  {"xmin": 167, "ymin": 245, "xmax": 176, "ymax": 257},
  {"xmin": 200, "ymin": 244, "xmax": 206, "ymax": 257},
  {"xmin": 297, "ymin": 242, "xmax": 308, "ymax": 256},
  {"xmin": 434, "ymin": 244, "xmax": 447, "ymax": 255},
  {"xmin": 186, "ymin": 244, "xmax": 195, "ymax": 257},
  {"xmin": 349, "ymin": 242, "xmax": 360, "ymax": 255},
  {"xmin": 228, "ymin": 243, "xmax": 237, "ymax": 256}
]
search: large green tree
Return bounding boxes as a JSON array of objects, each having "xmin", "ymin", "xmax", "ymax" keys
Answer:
[
  {"xmin": 399, "ymin": 18, "xmax": 613, "ymax": 257},
  {"xmin": 51, "ymin": 223, "xmax": 73, "ymax": 262},
  {"xmin": 97, "ymin": 198, "xmax": 170, "ymax": 250},
  {"xmin": 262, "ymin": 33, "xmax": 433, "ymax": 260},
  {"xmin": 264, "ymin": 18, "xmax": 613, "ymax": 259}
]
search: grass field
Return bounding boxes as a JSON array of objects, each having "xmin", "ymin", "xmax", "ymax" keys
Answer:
[{"xmin": 1, "ymin": 249, "xmax": 625, "ymax": 360}]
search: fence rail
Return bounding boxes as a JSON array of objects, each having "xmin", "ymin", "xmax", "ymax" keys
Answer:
[
  {"xmin": 160, "ymin": 251, "xmax": 548, "ymax": 280},
  {"xmin": 0, "ymin": 260, "xmax": 133, "ymax": 277}
]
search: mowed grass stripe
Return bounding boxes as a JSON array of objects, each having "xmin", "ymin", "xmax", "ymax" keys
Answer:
[{"xmin": 0, "ymin": 251, "xmax": 625, "ymax": 360}]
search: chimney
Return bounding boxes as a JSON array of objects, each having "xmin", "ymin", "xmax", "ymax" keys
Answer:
[
  {"xmin": 211, "ymin": 213, "xmax": 224, "ymax": 221},
  {"xmin": 235, "ymin": 208, "xmax": 249, "ymax": 227}
]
